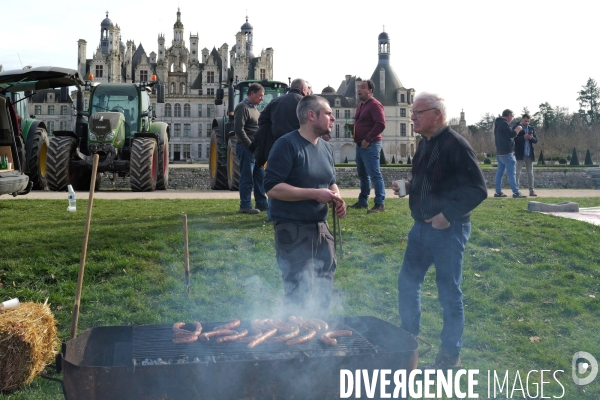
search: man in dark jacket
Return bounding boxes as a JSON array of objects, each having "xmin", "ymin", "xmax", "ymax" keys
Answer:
[
  {"xmin": 514, "ymin": 113, "xmax": 538, "ymax": 196},
  {"xmin": 254, "ymin": 79, "xmax": 310, "ymax": 165},
  {"xmin": 393, "ymin": 92, "xmax": 487, "ymax": 371},
  {"xmin": 494, "ymin": 109, "xmax": 526, "ymax": 198}
]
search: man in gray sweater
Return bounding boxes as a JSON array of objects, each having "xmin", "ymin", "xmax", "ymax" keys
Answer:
[{"xmin": 234, "ymin": 83, "xmax": 267, "ymax": 214}]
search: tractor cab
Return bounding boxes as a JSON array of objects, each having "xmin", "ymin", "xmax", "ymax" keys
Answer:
[{"xmin": 232, "ymin": 80, "xmax": 288, "ymax": 112}]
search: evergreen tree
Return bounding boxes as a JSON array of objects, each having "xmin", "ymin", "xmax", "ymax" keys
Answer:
[
  {"xmin": 407, "ymin": 155, "xmax": 412, "ymax": 164},
  {"xmin": 391, "ymin": 155, "xmax": 396, "ymax": 164},
  {"xmin": 380, "ymin": 149, "xmax": 388, "ymax": 165},
  {"xmin": 570, "ymin": 148, "xmax": 579, "ymax": 165},
  {"xmin": 344, "ymin": 156, "xmax": 348, "ymax": 163},
  {"xmin": 538, "ymin": 150, "xmax": 545, "ymax": 165},
  {"xmin": 577, "ymin": 78, "xmax": 600, "ymax": 124},
  {"xmin": 585, "ymin": 149, "xmax": 593, "ymax": 166}
]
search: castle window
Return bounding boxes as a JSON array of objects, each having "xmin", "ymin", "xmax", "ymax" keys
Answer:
[
  {"xmin": 411, "ymin": 124, "xmax": 414, "ymax": 136},
  {"xmin": 165, "ymin": 103, "xmax": 172, "ymax": 117},
  {"xmin": 174, "ymin": 104, "xmax": 181, "ymax": 117},
  {"xmin": 198, "ymin": 104, "xmax": 203, "ymax": 117},
  {"xmin": 207, "ymin": 105, "xmax": 215, "ymax": 118},
  {"xmin": 335, "ymin": 124, "xmax": 340, "ymax": 138},
  {"xmin": 180, "ymin": 83, "xmax": 186, "ymax": 95},
  {"xmin": 48, "ymin": 105, "xmax": 55, "ymax": 115},
  {"xmin": 401, "ymin": 108, "xmax": 406, "ymax": 117},
  {"xmin": 206, "ymin": 123, "xmax": 211, "ymax": 137},
  {"xmin": 260, "ymin": 69, "xmax": 266, "ymax": 80},
  {"xmin": 401, "ymin": 123, "xmax": 406, "ymax": 137},
  {"xmin": 335, "ymin": 110, "xmax": 339, "ymax": 119},
  {"xmin": 184, "ymin": 124, "xmax": 190, "ymax": 137},
  {"xmin": 34, "ymin": 105, "xmax": 41, "ymax": 115},
  {"xmin": 48, "ymin": 121, "xmax": 54, "ymax": 134},
  {"xmin": 170, "ymin": 82, "xmax": 176, "ymax": 94},
  {"xmin": 60, "ymin": 121, "xmax": 68, "ymax": 130},
  {"xmin": 183, "ymin": 144, "xmax": 191, "ymax": 159},
  {"xmin": 61, "ymin": 105, "xmax": 68, "ymax": 115},
  {"xmin": 174, "ymin": 123, "xmax": 181, "ymax": 137},
  {"xmin": 401, "ymin": 94, "xmax": 405, "ymax": 103},
  {"xmin": 335, "ymin": 99, "xmax": 341, "ymax": 107},
  {"xmin": 95, "ymin": 65, "xmax": 103, "ymax": 78},
  {"xmin": 198, "ymin": 144, "xmax": 202, "ymax": 158},
  {"xmin": 184, "ymin": 104, "xmax": 191, "ymax": 117},
  {"xmin": 344, "ymin": 110, "xmax": 351, "ymax": 119},
  {"xmin": 140, "ymin": 70, "xmax": 148, "ymax": 82},
  {"xmin": 207, "ymin": 88, "xmax": 215, "ymax": 96},
  {"xmin": 207, "ymin": 71, "xmax": 215, "ymax": 83}
]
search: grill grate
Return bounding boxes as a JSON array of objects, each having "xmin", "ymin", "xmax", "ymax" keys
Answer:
[{"xmin": 132, "ymin": 320, "xmax": 378, "ymax": 365}]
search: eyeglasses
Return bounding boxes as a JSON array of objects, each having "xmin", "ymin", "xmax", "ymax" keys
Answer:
[{"xmin": 411, "ymin": 108, "xmax": 437, "ymax": 118}]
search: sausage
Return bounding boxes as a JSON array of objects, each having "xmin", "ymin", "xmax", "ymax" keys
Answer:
[
  {"xmin": 301, "ymin": 319, "xmax": 322, "ymax": 331},
  {"xmin": 271, "ymin": 326, "xmax": 300, "ymax": 342},
  {"xmin": 173, "ymin": 329, "xmax": 199, "ymax": 339},
  {"xmin": 247, "ymin": 329, "xmax": 278, "ymax": 349},
  {"xmin": 212, "ymin": 319, "xmax": 241, "ymax": 331},
  {"xmin": 172, "ymin": 322, "xmax": 186, "ymax": 332},
  {"xmin": 173, "ymin": 335, "xmax": 199, "ymax": 344},
  {"xmin": 237, "ymin": 331, "xmax": 263, "ymax": 343},
  {"xmin": 199, "ymin": 329, "xmax": 237, "ymax": 341},
  {"xmin": 312, "ymin": 319, "xmax": 329, "ymax": 331},
  {"xmin": 216, "ymin": 329, "xmax": 249, "ymax": 343},
  {"xmin": 173, "ymin": 321, "xmax": 202, "ymax": 338},
  {"xmin": 251, "ymin": 318, "xmax": 269, "ymax": 331},
  {"xmin": 286, "ymin": 329, "xmax": 316, "ymax": 346},
  {"xmin": 320, "ymin": 330, "xmax": 353, "ymax": 346}
]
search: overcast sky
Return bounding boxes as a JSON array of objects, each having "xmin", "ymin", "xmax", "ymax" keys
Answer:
[{"xmin": 1, "ymin": 0, "xmax": 598, "ymax": 125}]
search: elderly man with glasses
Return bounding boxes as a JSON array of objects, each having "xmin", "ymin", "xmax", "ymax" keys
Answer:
[{"xmin": 393, "ymin": 92, "xmax": 487, "ymax": 371}]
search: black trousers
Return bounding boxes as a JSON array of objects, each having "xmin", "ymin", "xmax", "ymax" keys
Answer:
[{"xmin": 274, "ymin": 221, "xmax": 336, "ymax": 317}]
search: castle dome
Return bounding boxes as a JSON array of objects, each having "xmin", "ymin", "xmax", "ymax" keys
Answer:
[
  {"xmin": 322, "ymin": 85, "xmax": 336, "ymax": 94},
  {"xmin": 101, "ymin": 12, "xmax": 112, "ymax": 28},
  {"xmin": 378, "ymin": 31, "xmax": 389, "ymax": 41},
  {"xmin": 241, "ymin": 17, "xmax": 253, "ymax": 32}
]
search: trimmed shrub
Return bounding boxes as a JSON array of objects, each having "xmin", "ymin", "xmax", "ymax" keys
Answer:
[
  {"xmin": 558, "ymin": 158, "xmax": 567, "ymax": 165},
  {"xmin": 407, "ymin": 155, "xmax": 412, "ymax": 164},
  {"xmin": 391, "ymin": 156, "xmax": 396, "ymax": 164},
  {"xmin": 538, "ymin": 151, "xmax": 545, "ymax": 165},
  {"xmin": 585, "ymin": 149, "xmax": 593, "ymax": 166},
  {"xmin": 484, "ymin": 158, "xmax": 492, "ymax": 164},
  {"xmin": 344, "ymin": 156, "xmax": 348, "ymax": 163},
  {"xmin": 570, "ymin": 148, "xmax": 579, "ymax": 166},
  {"xmin": 380, "ymin": 149, "xmax": 388, "ymax": 165}
]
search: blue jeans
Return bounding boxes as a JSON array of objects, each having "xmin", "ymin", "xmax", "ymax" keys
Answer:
[
  {"xmin": 398, "ymin": 220, "xmax": 471, "ymax": 357},
  {"xmin": 495, "ymin": 154, "xmax": 519, "ymax": 194},
  {"xmin": 355, "ymin": 142, "xmax": 385, "ymax": 206},
  {"xmin": 236, "ymin": 142, "xmax": 267, "ymax": 209}
]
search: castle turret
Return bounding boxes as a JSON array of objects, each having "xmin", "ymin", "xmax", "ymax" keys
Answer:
[
  {"xmin": 157, "ymin": 34, "xmax": 165, "ymax": 63},
  {"xmin": 100, "ymin": 11, "xmax": 112, "ymax": 55},
  {"xmin": 77, "ymin": 39, "xmax": 87, "ymax": 79},
  {"xmin": 241, "ymin": 16, "xmax": 254, "ymax": 58},
  {"xmin": 172, "ymin": 8, "xmax": 185, "ymax": 46}
]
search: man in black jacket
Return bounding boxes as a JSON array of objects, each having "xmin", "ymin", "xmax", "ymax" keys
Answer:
[
  {"xmin": 514, "ymin": 114, "xmax": 538, "ymax": 196},
  {"xmin": 392, "ymin": 92, "xmax": 487, "ymax": 371},
  {"xmin": 254, "ymin": 78, "xmax": 310, "ymax": 166},
  {"xmin": 494, "ymin": 109, "xmax": 526, "ymax": 198}
]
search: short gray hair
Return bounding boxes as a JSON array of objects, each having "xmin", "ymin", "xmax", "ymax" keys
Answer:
[
  {"xmin": 291, "ymin": 78, "xmax": 307, "ymax": 91},
  {"xmin": 414, "ymin": 92, "xmax": 447, "ymax": 120},
  {"xmin": 297, "ymin": 95, "xmax": 329, "ymax": 125}
]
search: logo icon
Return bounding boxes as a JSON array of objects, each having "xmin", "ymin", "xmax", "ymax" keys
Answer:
[{"xmin": 572, "ymin": 351, "xmax": 598, "ymax": 386}]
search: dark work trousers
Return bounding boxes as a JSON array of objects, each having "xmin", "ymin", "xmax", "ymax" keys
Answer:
[{"xmin": 274, "ymin": 221, "xmax": 336, "ymax": 317}]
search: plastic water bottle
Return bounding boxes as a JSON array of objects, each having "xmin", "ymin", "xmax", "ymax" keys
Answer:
[{"xmin": 67, "ymin": 185, "xmax": 76, "ymax": 212}]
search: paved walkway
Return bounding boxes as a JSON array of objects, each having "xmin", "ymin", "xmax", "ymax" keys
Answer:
[{"xmin": 2, "ymin": 189, "xmax": 600, "ymax": 200}]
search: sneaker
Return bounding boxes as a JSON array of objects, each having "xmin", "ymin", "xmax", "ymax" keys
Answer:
[
  {"xmin": 349, "ymin": 202, "xmax": 369, "ymax": 209},
  {"xmin": 494, "ymin": 192, "xmax": 507, "ymax": 197},
  {"xmin": 529, "ymin": 190, "xmax": 537, "ymax": 197},
  {"xmin": 367, "ymin": 204, "xmax": 385, "ymax": 214},
  {"xmin": 513, "ymin": 192, "xmax": 527, "ymax": 198},
  {"xmin": 238, "ymin": 207, "xmax": 260, "ymax": 214},
  {"xmin": 422, "ymin": 348, "xmax": 462, "ymax": 371}
]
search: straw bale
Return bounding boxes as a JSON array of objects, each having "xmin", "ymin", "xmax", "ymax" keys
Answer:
[{"xmin": 0, "ymin": 301, "xmax": 59, "ymax": 391}]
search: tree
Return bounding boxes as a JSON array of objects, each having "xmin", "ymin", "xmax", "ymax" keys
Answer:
[
  {"xmin": 538, "ymin": 150, "xmax": 545, "ymax": 165},
  {"xmin": 534, "ymin": 102, "xmax": 555, "ymax": 130},
  {"xmin": 391, "ymin": 155, "xmax": 396, "ymax": 164},
  {"xmin": 380, "ymin": 149, "xmax": 387, "ymax": 165},
  {"xmin": 407, "ymin": 155, "xmax": 412, "ymax": 164},
  {"xmin": 570, "ymin": 148, "xmax": 579, "ymax": 165},
  {"xmin": 585, "ymin": 149, "xmax": 593, "ymax": 165},
  {"xmin": 344, "ymin": 156, "xmax": 348, "ymax": 163},
  {"xmin": 577, "ymin": 78, "xmax": 600, "ymax": 124}
]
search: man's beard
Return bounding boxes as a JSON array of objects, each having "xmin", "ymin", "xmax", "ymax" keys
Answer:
[{"xmin": 315, "ymin": 125, "xmax": 332, "ymax": 137}]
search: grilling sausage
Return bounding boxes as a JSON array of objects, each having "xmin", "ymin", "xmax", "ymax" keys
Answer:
[
  {"xmin": 216, "ymin": 329, "xmax": 249, "ymax": 343},
  {"xmin": 286, "ymin": 329, "xmax": 317, "ymax": 346},
  {"xmin": 199, "ymin": 329, "xmax": 237, "ymax": 341},
  {"xmin": 247, "ymin": 329, "xmax": 278, "ymax": 349},
  {"xmin": 212, "ymin": 319, "xmax": 241, "ymax": 331},
  {"xmin": 172, "ymin": 322, "xmax": 186, "ymax": 332},
  {"xmin": 271, "ymin": 326, "xmax": 300, "ymax": 342},
  {"xmin": 172, "ymin": 321, "xmax": 203, "ymax": 343},
  {"xmin": 320, "ymin": 330, "xmax": 353, "ymax": 346},
  {"xmin": 312, "ymin": 319, "xmax": 329, "ymax": 331},
  {"xmin": 173, "ymin": 335, "xmax": 199, "ymax": 344},
  {"xmin": 237, "ymin": 330, "xmax": 263, "ymax": 343}
]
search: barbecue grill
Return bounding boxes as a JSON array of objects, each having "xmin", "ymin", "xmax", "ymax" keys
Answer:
[{"xmin": 57, "ymin": 316, "xmax": 429, "ymax": 400}]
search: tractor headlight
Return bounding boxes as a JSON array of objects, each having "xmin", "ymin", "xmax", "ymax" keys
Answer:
[
  {"xmin": 89, "ymin": 132, "xmax": 97, "ymax": 141},
  {"xmin": 105, "ymin": 132, "xmax": 115, "ymax": 141}
]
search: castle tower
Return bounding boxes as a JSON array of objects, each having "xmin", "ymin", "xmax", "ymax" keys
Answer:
[
  {"xmin": 190, "ymin": 33, "xmax": 199, "ymax": 64},
  {"xmin": 157, "ymin": 34, "xmax": 165, "ymax": 62},
  {"xmin": 100, "ymin": 11, "xmax": 112, "ymax": 55},
  {"xmin": 108, "ymin": 24, "xmax": 121, "ymax": 82},
  {"xmin": 241, "ymin": 16, "xmax": 254, "ymax": 58},
  {"xmin": 172, "ymin": 8, "xmax": 184, "ymax": 46},
  {"xmin": 369, "ymin": 29, "xmax": 404, "ymax": 106}
]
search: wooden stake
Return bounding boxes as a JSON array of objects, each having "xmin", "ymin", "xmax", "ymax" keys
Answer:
[
  {"xmin": 183, "ymin": 214, "xmax": 191, "ymax": 295},
  {"xmin": 70, "ymin": 154, "xmax": 99, "ymax": 340}
]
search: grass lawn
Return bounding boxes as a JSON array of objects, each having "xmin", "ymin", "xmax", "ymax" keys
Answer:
[{"xmin": 1, "ymin": 196, "xmax": 599, "ymax": 399}]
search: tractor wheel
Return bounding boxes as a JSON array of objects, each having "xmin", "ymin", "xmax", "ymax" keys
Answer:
[
  {"xmin": 46, "ymin": 136, "xmax": 75, "ymax": 191},
  {"xmin": 227, "ymin": 136, "xmax": 240, "ymax": 191},
  {"xmin": 156, "ymin": 136, "xmax": 169, "ymax": 190},
  {"xmin": 130, "ymin": 137, "xmax": 158, "ymax": 192},
  {"xmin": 209, "ymin": 128, "xmax": 227, "ymax": 190},
  {"xmin": 72, "ymin": 169, "xmax": 101, "ymax": 192},
  {"xmin": 28, "ymin": 127, "xmax": 49, "ymax": 190}
]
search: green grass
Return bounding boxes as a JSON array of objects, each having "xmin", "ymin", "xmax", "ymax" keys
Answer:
[{"xmin": 1, "ymin": 197, "xmax": 600, "ymax": 398}]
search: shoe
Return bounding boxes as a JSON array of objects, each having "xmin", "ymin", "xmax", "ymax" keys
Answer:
[
  {"xmin": 367, "ymin": 204, "xmax": 385, "ymax": 214},
  {"xmin": 238, "ymin": 207, "xmax": 260, "ymax": 214},
  {"xmin": 349, "ymin": 202, "xmax": 368, "ymax": 209},
  {"xmin": 422, "ymin": 348, "xmax": 462, "ymax": 371},
  {"xmin": 494, "ymin": 192, "xmax": 507, "ymax": 197},
  {"xmin": 513, "ymin": 192, "xmax": 527, "ymax": 198},
  {"xmin": 256, "ymin": 205, "xmax": 268, "ymax": 212},
  {"xmin": 529, "ymin": 191, "xmax": 537, "ymax": 196}
]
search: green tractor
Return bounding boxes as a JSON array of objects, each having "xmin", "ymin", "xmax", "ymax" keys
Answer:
[
  {"xmin": 0, "ymin": 66, "xmax": 84, "ymax": 190},
  {"xmin": 209, "ymin": 79, "xmax": 288, "ymax": 190},
  {"xmin": 46, "ymin": 77, "xmax": 169, "ymax": 192}
]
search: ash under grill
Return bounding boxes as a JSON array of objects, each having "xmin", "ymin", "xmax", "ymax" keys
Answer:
[{"xmin": 133, "ymin": 320, "xmax": 377, "ymax": 365}]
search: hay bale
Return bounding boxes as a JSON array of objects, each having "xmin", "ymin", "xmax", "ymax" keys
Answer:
[{"xmin": 0, "ymin": 301, "xmax": 59, "ymax": 391}]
